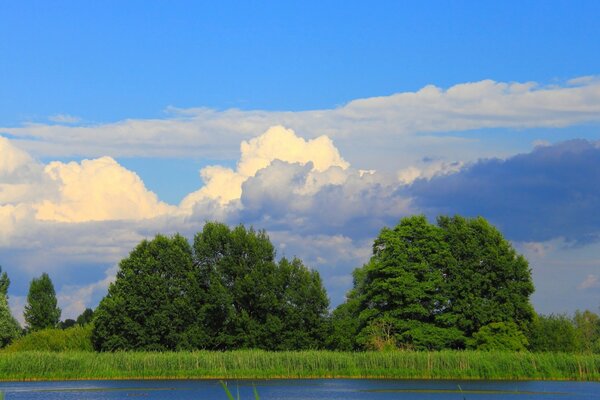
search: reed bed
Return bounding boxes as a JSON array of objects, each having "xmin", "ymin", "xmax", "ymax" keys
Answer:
[{"xmin": 0, "ymin": 350, "xmax": 598, "ymax": 381}]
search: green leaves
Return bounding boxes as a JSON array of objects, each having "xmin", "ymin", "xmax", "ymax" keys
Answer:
[
  {"xmin": 338, "ymin": 215, "xmax": 534, "ymax": 351},
  {"xmin": 24, "ymin": 273, "xmax": 61, "ymax": 332},
  {"xmin": 93, "ymin": 222, "xmax": 329, "ymax": 351}
]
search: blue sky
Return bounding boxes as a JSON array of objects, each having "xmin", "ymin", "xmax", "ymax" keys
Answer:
[{"xmin": 1, "ymin": 1, "xmax": 600, "ymax": 321}]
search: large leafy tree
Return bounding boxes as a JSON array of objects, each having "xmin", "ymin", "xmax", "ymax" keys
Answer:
[
  {"xmin": 24, "ymin": 273, "xmax": 61, "ymax": 331},
  {"xmin": 93, "ymin": 223, "xmax": 329, "ymax": 351},
  {"xmin": 437, "ymin": 216, "xmax": 535, "ymax": 336},
  {"xmin": 92, "ymin": 234, "xmax": 199, "ymax": 351},
  {"xmin": 355, "ymin": 215, "xmax": 464, "ymax": 350},
  {"xmin": 337, "ymin": 215, "xmax": 535, "ymax": 350},
  {"xmin": 190, "ymin": 222, "xmax": 329, "ymax": 350},
  {"xmin": 0, "ymin": 266, "xmax": 20, "ymax": 347}
]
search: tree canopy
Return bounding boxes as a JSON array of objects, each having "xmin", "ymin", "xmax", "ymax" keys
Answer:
[
  {"xmin": 92, "ymin": 234, "xmax": 198, "ymax": 351},
  {"xmin": 92, "ymin": 223, "xmax": 329, "ymax": 351},
  {"xmin": 0, "ymin": 266, "xmax": 20, "ymax": 348},
  {"xmin": 24, "ymin": 273, "xmax": 61, "ymax": 332},
  {"xmin": 331, "ymin": 215, "xmax": 535, "ymax": 350}
]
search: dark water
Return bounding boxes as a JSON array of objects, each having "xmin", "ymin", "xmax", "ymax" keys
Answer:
[{"xmin": 0, "ymin": 379, "xmax": 598, "ymax": 399}]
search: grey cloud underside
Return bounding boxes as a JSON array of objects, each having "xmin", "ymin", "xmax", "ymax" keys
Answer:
[{"xmin": 408, "ymin": 139, "xmax": 600, "ymax": 244}]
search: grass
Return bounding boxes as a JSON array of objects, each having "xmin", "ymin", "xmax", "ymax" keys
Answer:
[{"xmin": 0, "ymin": 350, "xmax": 598, "ymax": 381}]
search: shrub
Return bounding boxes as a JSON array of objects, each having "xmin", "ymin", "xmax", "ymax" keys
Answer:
[
  {"xmin": 467, "ymin": 322, "xmax": 528, "ymax": 351},
  {"xmin": 3, "ymin": 325, "xmax": 93, "ymax": 352}
]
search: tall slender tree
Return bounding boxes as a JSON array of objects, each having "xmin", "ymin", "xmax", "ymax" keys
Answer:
[
  {"xmin": 23, "ymin": 273, "xmax": 61, "ymax": 331},
  {"xmin": 0, "ymin": 265, "xmax": 20, "ymax": 347}
]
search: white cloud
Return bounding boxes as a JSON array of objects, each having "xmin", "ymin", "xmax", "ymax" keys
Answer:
[
  {"xmin": 36, "ymin": 157, "xmax": 175, "ymax": 222},
  {"xmin": 578, "ymin": 274, "xmax": 600, "ymax": 291},
  {"xmin": 3, "ymin": 77, "xmax": 600, "ymax": 172},
  {"xmin": 180, "ymin": 125, "xmax": 349, "ymax": 208}
]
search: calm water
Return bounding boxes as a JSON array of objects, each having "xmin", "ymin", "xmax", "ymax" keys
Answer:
[{"xmin": 0, "ymin": 379, "xmax": 598, "ymax": 399}]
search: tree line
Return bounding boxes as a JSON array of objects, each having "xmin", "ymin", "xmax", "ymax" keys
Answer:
[{"xmin": 1, "ymin": 216, "xmax": 599, "ymax": 353}]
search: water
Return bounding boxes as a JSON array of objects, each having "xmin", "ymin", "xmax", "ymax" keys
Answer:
[{"xmin": 0, "ymin": 379, "xmax": 598, "ymax": 399}]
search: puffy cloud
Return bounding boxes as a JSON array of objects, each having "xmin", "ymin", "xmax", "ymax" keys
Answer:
[
  {"xmin": 36, "ymin": 157, "xmax": 175, "ymax": 222},
  {"xmin": 408, "ymin": 139, "xmax": 600, "ymax": 244},
  {"xmin": 181, "ymin": 126, "xmax": 349, "ymax": 207}
]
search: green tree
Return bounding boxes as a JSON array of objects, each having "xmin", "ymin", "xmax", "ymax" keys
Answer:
[
  {"xmin": 467, "ymin": 321, "xmax": 528, "ymax": 351},
  {"xmin": 0, "ymin": 266, "xmax": 10, "ymax": 296},
  {"xmin": 0, "ymin": 266, "xmax": 20, "ymax": 348},
  {"xmin": 58, "ymin": 319, "xmax": 76, "ymax": 329},
  {"xmin": 354, "ymin": 215, "xmax": 465, "ymax": 350},
  {"xmin": 337, "ymin": 215, "xmax": 535, "ymax": 350},
  {"xmin": 573, "ymin": 310, "xmax": 600, "ymax": 353},
  {"xmin": 92, "ymin": 234, "xmax": 199, "ymax": 351},
  {"xmin": 76, "ymin": 308, "xmax": 94, "ymax": 326},
  {"xmin": 190, "ymin": 222, "xmax": 329, "ymax": 350},
  {"xmin": 437, "ymin": 215, "xmax": 535, "ymax": 336},
  {"xmin": 24, "ymin": 273, "xmax": 61, "ymax": 331},
  {"xmin": 527, "ymin": 313, "xmax": 578, "ymax": 352}
]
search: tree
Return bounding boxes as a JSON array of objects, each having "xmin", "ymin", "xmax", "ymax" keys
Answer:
[
  {"xmin": 527, "ymin": 313, "xmax": 578, "ymax": 352},
  {"xmin": 437, "ymin": 216, "xmax": 535, "ymax": 337},
  {"xmin": 354, "ymin": 215, "xmax": 465, "ymax": 350},
  {"xmin": 336, "ymin": 215, "xmax": 535, "ymax": 350},
  {"xmin": 24, "ymin": 273, "xmax": 61, "ymax": 331},
  {"xmin": 0, "ymin": 266, "xmax": 20, "ymax": 348},
  {"xmin": 0, "ymin": 266, "xmax": 10, "ymax": 296},
  {"xmin": 76, "ymin": 308, "xmax": 94, "ymax": 326},
  {"xmin": 92, "ymin": 234, "xmax": 199, "ymax": 351},
  {"xmin": 573, "ymin": 310, "xmax": 600, "ymax": 353},
  {"xmin": 190, "ymin": 222, "xmax": 329, "ymax": 350},
  {"xmin": 58, "ymin": 319, "xmax": 76, "ymax": 329}
]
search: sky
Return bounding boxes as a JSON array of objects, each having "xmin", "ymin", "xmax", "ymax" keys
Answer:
[{"xmin": 1, "ymin": 1, "xmax": 600, "ymax": 322}]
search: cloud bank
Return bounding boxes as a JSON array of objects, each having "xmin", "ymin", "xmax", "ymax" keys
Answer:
[
  {"xmin": 3, "ymin": 78, "xmax": 600, "ymax": 319},
  {"xmin": 3, "ymin": 77, "xmax": 600, "ymax": 172}
]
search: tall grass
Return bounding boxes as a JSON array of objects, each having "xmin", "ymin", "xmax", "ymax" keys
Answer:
[{"xmin": 0, "ymin": 350, "xmax": 598, "ymax": 381}]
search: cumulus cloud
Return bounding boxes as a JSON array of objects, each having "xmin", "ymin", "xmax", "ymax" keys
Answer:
[
  {"xmin": 5, "ymin": 124, "xmax": 600, "ymax": 318},
  {"xmin": 36, "ymin": 157, "xmax": 175, "ymax": 222},
  {"xmin": 180, "ymin": 125, "xmax": 349, "ymax": 207}
]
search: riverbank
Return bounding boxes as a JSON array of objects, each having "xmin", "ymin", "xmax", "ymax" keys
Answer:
[{"xmin": 0, "ymin": 350, "xmax": 598, "ymax": 381}]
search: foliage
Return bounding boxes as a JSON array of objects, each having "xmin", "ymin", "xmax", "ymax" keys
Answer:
[
  {"xmin": 58, "ymin": 319, "xmax": 76, "ymax": 329},
  {"xmin": 0, "ymin": 295, "xmax": 21, "ymax": 348},
  {"xmin": 437, "ymin": 215, "xmax": 535, "ymax": 336},
  {"xmin": 0, "ymin": 266, "xmax": 9, "ymax": 296},
  {"xmin": 573, "ymin": 310, "xmax": 600, "ymax": 353},
  {"xmin": 337, "ymin": 215, "xmax": 535, "ymax": 351},
  {"xmin": 93, "ymin": 223, "xmax": 329, "ymax": 351},
  {"xmin": 3, "ymin": 325, "xmax": 93, "ymax": 352},
  {"xmin": 76, "ymin": 308, "xmax": 94, "ymax": 326},
  {"xmin": 92, "ymin": 234, "xmax": 198, "ymax": 351},
  {"xmin": 528, "ymin": 313, "xmax": 578, "ymax": 352},
  {"xmin": 23, "ymin": 273, "xmax": 61, "ymax": 331},
  {"xmin": 0, "ymin": 266, "xmax": 20, "ymax": 348},
  {"xmin": 189, "ymin": 222, "xmax": 329, "ymax": 350},
  {"xmin": 0, "ymin": 350, "xmax": 598, "ymax": 381},
  {"xmin": 467, "ymin": 322, "xmax": 528, "ymax": 351}
]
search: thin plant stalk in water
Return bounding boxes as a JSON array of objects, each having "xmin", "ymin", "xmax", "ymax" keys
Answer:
[{"xmin": 220, "ymin": 381, "xmax": 260, "ymax": 400}]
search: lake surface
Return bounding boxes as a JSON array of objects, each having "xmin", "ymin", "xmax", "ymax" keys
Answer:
[{"xmin": 0, "ymin": 379, "xmax": 598, "ymax": 399}]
